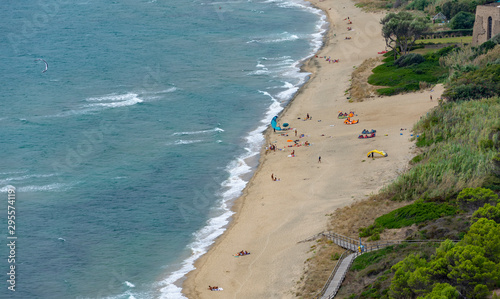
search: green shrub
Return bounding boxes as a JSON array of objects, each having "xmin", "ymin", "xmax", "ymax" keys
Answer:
[
  {"xmin": 359, "ymin": 223, "xmax": 384, "ymax": 238},
  {"xmin": 394, "ymin": 53, "xmax": 425, "ymax": 67},
  {"xmin": 369, "ymin": 47, "xmax": 449, "ymax": 96},
  {"xmin": 472, "ymin": 203, "xmax": 500, "ymax": 223},
  {"xmin": 331, "ymin": 252, "xmax": 341, "ymax": 261},
  {"xmin": 455, "ymin": 187, "xmax": 499, "ymax": 211},
  {"xmin": 382, "ymin": 97, "xmax": 500, "ymax": 201},
  {"xmin": 351, "ymin": 246, "xmax": 395, "ymax": 271},
  {"xmin": 406, "ymin": 0, "xmax": 431, "ymax": 11},
  {"xmin": 374, "ymin": 202, "xmax": 457, "ymax": 228},
  {"xmin": 410, "ymin": 154, "xmax": 423, "ymax": 164},
  {"xmin": 449, "ymin": 11, "xmax": 475, "ymax": 30},
  {"xmin": 443, "ymin": 64, "xmax": 500, "ymax": 101}
]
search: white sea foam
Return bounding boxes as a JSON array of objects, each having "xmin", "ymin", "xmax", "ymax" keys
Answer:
[
  {"xmin": 276, "ymin": 82, "xmax": 299, "ymax": 101},
  {"xmin": 43, "ymin": 90, "xmax": 166, "ymax": 119},
  {"xmin": 124, "ymin": 281, "xmax": 135, "ymax": 288},
  {"xmin": 0, "ymin": 183, "xmax": 72, "ymax": 193},
  {"xmin": 159, "ymin": 87, "xmax": 284, "ymax": 299},
  {"xmin": 84, "ymin": 93, "xmax": 143, "ymax": 108},
  {"xmin": 160, "ymin": 1, "xmax": 327, "ymax": 298},
  {"xmin": 172, "ymin": 127, "xmax": 224, "ymax": 136},
  {"xmin": 0, "ymin": 173, "xmax": 57, "ymax": 185},
  {"xmin": 173, "ymin": 140, "xmax": 203, "ymax": 145},
  {"xmin": 247, "ymin": 31, "xmax": 300, "ymax": 44}
]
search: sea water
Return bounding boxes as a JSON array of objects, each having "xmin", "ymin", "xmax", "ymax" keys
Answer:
[{"xmin": 0, "ymin": 0, "xmax": 326, "ymax": 298}]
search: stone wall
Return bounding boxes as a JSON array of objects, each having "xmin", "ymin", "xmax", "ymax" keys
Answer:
[{"xmin": 472, "ymin": 4, "xmax": 500, "ymax": 46}]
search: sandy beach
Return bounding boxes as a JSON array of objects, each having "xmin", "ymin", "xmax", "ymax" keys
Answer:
[{"xmin": 182, "ymin": 0, "xmax": 442, "ymax": 298}]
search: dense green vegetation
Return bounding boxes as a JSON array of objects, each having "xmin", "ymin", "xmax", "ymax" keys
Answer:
[
  {"xmin": 345, "ymin": 34, "xmax": 500, "ymax": 299},
  {"xmin": 376, "ymin": 201, "xmax": 457, "ymax": 228},
  {"xmin": 354, "ymin": 0, "xmax": 494, "ymax": 21},
  {"xmin": 381, "ymin": 12, "xmax": 428, "ymax": 59},
  {"xmin": 382, "ymin": 98, "xmax": 500, "ymax": 201},
  {"xmin": 441, "ymin": 37, "xmax": 500, "ymax": 101},
  {"xmin": 315, "ymin": 11, "xmax": 500, "ymax": 299},
  {"xmin": 389, "ymin": 219, "xmax": 500, "ymax": 298},
  {"xmin": 367, "ymin": 47, "xmax": 451, "ymax": 95},
  {"xmin": 348, "ymin": 210, "xmax": 500, "ymax": 298},
  {"xmin": 449, "ymin": 11, "xmax": 475, "ymax": 30},
  {"xmin": 359, "ymin": 201, "xmax": 458, "ymax": 239}
]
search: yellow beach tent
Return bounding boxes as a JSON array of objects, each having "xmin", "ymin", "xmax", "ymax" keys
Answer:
[{"xmin": 367, "ymin": 150, "xmax": 388, "ymax": 157}]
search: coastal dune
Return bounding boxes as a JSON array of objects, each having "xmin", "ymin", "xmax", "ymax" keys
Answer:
[{"xmin": 182, "ymin": 0, "xmax": 441, "ymax": 298}]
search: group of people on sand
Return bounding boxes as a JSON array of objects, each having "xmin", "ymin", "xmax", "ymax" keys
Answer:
[
  {"xmin": 208, "ymin": 286, "xmax": 222, "ymax": 291},
  {"xmin": 345, "ymin": 36, "xmax": 352, "ymax": 40},
  {"xmin": 327, "ymin": 57, "xmax": 340, "ymax": 63},
  {"xmin": 236, "ymin": 250, "xmax": 250, "ymax": 256},
  {"xmin": 269, "ymin": 144, "xmax": 277, "ymax": 151}
]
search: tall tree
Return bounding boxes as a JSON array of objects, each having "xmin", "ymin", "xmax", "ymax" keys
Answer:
[{"xmin": 381, "ymin": 12, "xmax": 429, "ymax": 59}]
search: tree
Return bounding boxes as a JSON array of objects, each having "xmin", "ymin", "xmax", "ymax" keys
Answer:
[
  {"xmin": 390, "ymin": 253, "xmax": 429, "ymax": 298},
  {"xmin": 441, "ymin": 1, "xmax": 472, "ymax": 20},
  {"xmin": 472, "ymin": 203, "xmax": 500, "ymax": 223},
  {"xmin": 418, "ymin": 283, "xmax": 459, "ymax": 299},
  {"xmin": 450, "ymin": 11, "xmax": 475, "ymax": 29},
  {"xmin": 456, "ymin": 187, "xmax": 499, "ymax": 211},
  {"xmin": 462, "ymin": 218, "xmax": 500, "ymax": 263},
  {"xmin": 445, "ymin": 244, "xmax": 499, "ymax": 298},
  {"xmin": 381, "ymin": 12, "xmax": 429, "ymax": 59}
]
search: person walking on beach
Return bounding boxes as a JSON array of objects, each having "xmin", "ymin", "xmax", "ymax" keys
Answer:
[
  {"xmin": 271, "ymin": 173, "xmax": 274, "ymax": 181},
  {"xmin": 295, "ymin": 129, "xmax": 297, "ymax": 137},
  {"xmin": 318, "ymin": 156, "xmax": 321, "ymax": 163}
]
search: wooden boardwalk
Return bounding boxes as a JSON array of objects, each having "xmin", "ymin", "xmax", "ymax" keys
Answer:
[
  {"xmin": 319, "ymin": 252, "xmax": 357, "ymax": 299},
  {"xmin": 315, "ymin": 232, "xmax": 456, "ymax": 299},
  {"xmin": 316, "ymin": 232, "xmax": 399, "ymax": 299}
]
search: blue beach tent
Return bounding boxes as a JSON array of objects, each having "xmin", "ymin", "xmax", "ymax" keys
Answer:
[{"xmin": 271, "ymin": 116, "xmax": 282, "ymax": 131}]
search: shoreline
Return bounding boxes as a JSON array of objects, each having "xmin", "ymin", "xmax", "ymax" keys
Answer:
[
  {"xmin": 158, "ymin": 2, "xmax": 328, "ymax": 297},
  {"xmin": 181, "ymin": 0, "xmax": 441, "ymax": 298}
]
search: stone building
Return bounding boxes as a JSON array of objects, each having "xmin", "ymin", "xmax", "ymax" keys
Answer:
[{"xmin": 472, "ymin": 3, "xmax": 500, "ymax": 45}]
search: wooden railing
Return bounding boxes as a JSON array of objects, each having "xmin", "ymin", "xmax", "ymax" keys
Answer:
[
  {"xmin": 316, "ymin": 231, "xmax": 460, "ymax": 298},
  {"xmin": 315, "ymin": 250, "xmax": 350, "ymax": 299},
  {"xmin": 325, "ymin": 252, "xmax": 359, "ymax": 299}
]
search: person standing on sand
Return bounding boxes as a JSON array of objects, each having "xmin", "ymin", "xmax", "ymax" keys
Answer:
[
  {"xmin": 295, "ymin": 129, "xmax": 297, "ymax": 136},
  {"xmin": 430, "ymin": 95, "xmax": 432, "ymax": 101},
  {"xmin": 271, "ymin": 173, "xmax": 274, "ymax": 181},
  {"xmin": 318, "ymin": 156, "xmax": 321, "ymax": 163}
]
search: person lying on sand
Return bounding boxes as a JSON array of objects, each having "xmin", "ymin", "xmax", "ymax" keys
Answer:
[{"xmin": 209, "ymin": 286, "xmax": 221, "ymax": 291}]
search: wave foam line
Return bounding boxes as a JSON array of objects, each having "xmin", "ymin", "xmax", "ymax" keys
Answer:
[
  {"xmin": 159, "ymin": 89, "xmax": 284, "ymax": 299},
  {"xmin": 172, "ymin": 127, "xmax": 224, "ymax": 136},
  {"xmin": 247, "ymin": 31, "xmax": 300, "ymax": 44},
  {"xmin": 159, "ymin": 2, "xmax": 327, "ymax": 297},
  {"xmin": 84, "ymin": 93, "xmax": 143, "ymax": 108},
  {"xmin": 173, "ymin": 140, "xmax": 203, "ymax": 145},
  {"xmin": 0, "ymin": 183, "xmax": 73, "ymax": 193},
  {"xmin": 0, "ymin": 173, "xmax": 57, "ymax": 184}
]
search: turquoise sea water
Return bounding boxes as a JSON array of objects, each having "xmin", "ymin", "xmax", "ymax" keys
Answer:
[{"xmin": 0, "ymin": 0, "xmax": 326, "ymax": 298}]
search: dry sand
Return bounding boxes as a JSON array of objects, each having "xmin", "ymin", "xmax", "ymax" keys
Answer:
[{"xmin": 182, "ymin": 0, "xmax": 442, "ymax": 298}]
